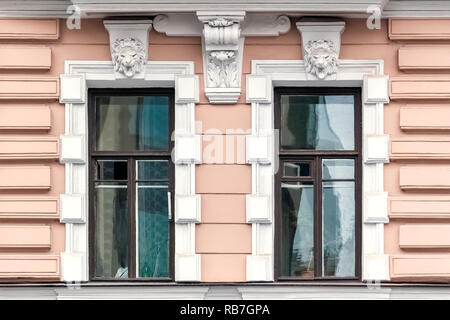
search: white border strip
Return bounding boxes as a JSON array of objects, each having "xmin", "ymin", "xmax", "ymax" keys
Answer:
[
  {"xmin": 60, "ymin": 60, "xmax": 201, "ymax": 282},
  {"xmin": 246, "ymin": 59, "xmax": 390, "ymax": 282}
]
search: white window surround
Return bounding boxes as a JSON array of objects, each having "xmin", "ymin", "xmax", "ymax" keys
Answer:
[
  {"xmin": 245, "ymin": 59, "xmax": 390, "ymax": 282},
  {"xmin": 59, "ymin": 60, "xmax": 201, "ymax": 282}
]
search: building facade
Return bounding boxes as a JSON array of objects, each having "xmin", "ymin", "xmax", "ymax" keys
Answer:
[{"xmin": 1, "ymin": 0, "xmax": 450, "ymax": 299}]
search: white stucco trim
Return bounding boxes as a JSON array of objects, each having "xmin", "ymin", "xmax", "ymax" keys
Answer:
[
  {"xmin": 59, "ymin": 60, "xmax": 201, "ymax": 282},
  {"xmin": 245, "ymin": 59, "xmax": 390, "ymax": 282}
]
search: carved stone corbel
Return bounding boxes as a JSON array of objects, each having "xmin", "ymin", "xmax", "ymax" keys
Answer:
[
  {"xmin": 197, "ymin": 11, "xmax": 245, "ymax": 104},
  {"xmin": 296, "ymin": 19, "xmax": 345, "ymax": 80},
  {"xmin": 153, "ymin": 12, "xmax": 291, "ymax": 104},
  {"xmin": 104, "ymin": 20, "xmax": 153, "ymax": 79}
]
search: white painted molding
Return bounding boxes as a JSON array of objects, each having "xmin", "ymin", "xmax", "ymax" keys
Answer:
[
  {"xmin": 363, "ymin": 75, "xmax": 389, "ymax": 104},
  {"xmin": 246, "ymin": 75, "xmax": 272, "ymax": 104},
  {"xmin": 174, "ymin": 134, "xmax": 202, "ymax": 164},
  {"xmin": 364, "ymin": 192, "xmax": 389, "ymax": 223},
  {"xmin": 60, "ymin": 194, "xmax": 85, "ymax": 224},
  {"xmin": 296, "ymin": 20, "xmax": 345, "ymax": 80},
  {"xmin": 60, "ymin": 134, "xmax": 85, "ymax": 164},
  {"xmin": 246, "ymin": 255, "xmax": 272, "ymax": 282},
  {"xmin": 175, "ymin": 194, "xmax": 201, "ymax": 223},
  {"xmin": 175, "ymin": 74, "xmax": 199, "ymax": 104},
  {"xmin": 103, "ymin": 20, "xmax": 152, "ymax": 79},
  {"xmin": 154, "ymin": 12, "xmax": 290, "ymax": 104},
  {"xmin": 248, "ymin": 59, "xmax": 390, "ymax": 281},
  {"xmin": 246, "ymin": 195, "xmax": 271, "ymax": 223},
  {"xmin": 4, "ymin": 1, "xmax": 450, "ymax": 19},
  {"xmin": 59, "ymin": 74, "xmax": 86, "ymax": 104},
  {"xmin": 175, "ymin": 254, "xmax": 201, "ymax": 282},
  {"xmin": 61, "ymin": 252, "xmax": 86, "ymax": 282},
  {"xmin": 61, "ymin": 60, "xmax": 198, "ymax": 282},
  {"xmin": 246, "ymin": 135, "xmax": 271, "ymax": 164},
  {"xmin": 197, "ymin": 11, "xmax": 245, "ymax": 104},
  {"xmin": 204, "ymin": 88, "xmax": 241, "ymax": 104},
  {"xmin": 364, "ymin": 254, "xmax": 390, "ymax": 281},
  {"xmin": 365, "ymin": 134, "xmax": 390, "ymax": 164}
]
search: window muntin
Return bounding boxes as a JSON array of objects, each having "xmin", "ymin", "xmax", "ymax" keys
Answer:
[
  {"xmin": 89, "ymin": 89, "xmax": 174, "ymax": 281},
  {"xmin": 276, "ymin": 87, "xmax": 361, "ymax": 281}
]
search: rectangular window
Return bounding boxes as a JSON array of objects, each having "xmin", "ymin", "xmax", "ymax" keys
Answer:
[
  {"xmin": 89, "ymin": 89, "xmax": 174, "ymax": 280},
  {"xmin": 275, "ymin": 87, "xmax": 361, "ymax": 280}
]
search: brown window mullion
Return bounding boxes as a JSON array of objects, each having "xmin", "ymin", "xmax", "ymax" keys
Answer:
[{"xmin": 128, "ymin": 157, "xmax": 136, "ymax": 278}]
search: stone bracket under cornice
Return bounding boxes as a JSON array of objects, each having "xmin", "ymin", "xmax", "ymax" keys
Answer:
[
  {"xmin": 104, "ymin": 19, "xmax": 153, "ymax": 79},
  {"xmin": 154, "ymin": 12, "xmax": 291, "ymax": 104},
  {"xmin": 296, "ymin": 20, "xmax": 345, "ymax": 80}
]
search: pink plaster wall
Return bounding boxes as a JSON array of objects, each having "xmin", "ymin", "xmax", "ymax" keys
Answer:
[{"xmin": 1, "ymin": 17, "xmax": 449, "ymax": 282}]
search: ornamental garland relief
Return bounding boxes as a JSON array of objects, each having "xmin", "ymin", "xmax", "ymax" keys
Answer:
[
  {"xmin": 303, "ymin": 39, "xmax": 339, "ymax": 80},
  {"xmin": 111, "ymin": 37, "xmax": 146, "ymax": 78}
]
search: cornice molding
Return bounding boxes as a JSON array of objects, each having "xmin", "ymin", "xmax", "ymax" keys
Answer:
[{"xmin": 2, "ymin": 1, "xmax": 450, "ymax": 18}]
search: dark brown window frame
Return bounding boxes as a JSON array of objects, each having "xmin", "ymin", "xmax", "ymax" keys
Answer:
[
  {"xmin": 88, "ymin": 88, "xmax": 175, "ymax": 281},
  {"xmin": 274, "ymin": 87, "xmax": 362, "ymax": 282}
]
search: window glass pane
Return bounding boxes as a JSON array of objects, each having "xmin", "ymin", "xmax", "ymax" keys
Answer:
[
  {"xmin": 137, "ymin": 181, "xmax": 169, "ymax": 278},
  {"xmin": 322, "ymin": 159, "xmax": 354, "ymax": 180},
  {"xmin": 94, "ymin": 182, "xmax": 128, "ymax": 278},
  {"xmin": 284, "ymin": 162, "xmax": 311, "ymax": 177},
  {"xmin": 322, "ymin": 181, "xmax": 355, "ymax": 277},
  {"xmin": 95, "ymin": 95, "xmax": 169, "ymax": 151},
  {"xmin": 280, "ymin": 95, "xmax": 354, "ymax": 150},
  {"xmin": 280, "ymin": 182, "xmax": 314, "ymax": 278},
  {"xmin": 96, "ymin": 160, "xmax": 127, "ymax": 180},
  {"xmin": 137, "ymin": 160, "xmax": 169, "ymax": 181}
]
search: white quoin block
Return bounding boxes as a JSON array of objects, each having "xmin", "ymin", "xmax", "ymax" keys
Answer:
[
  {"xmin": 175, "ymin": 254, "xmax": 201, "ymax": 282},
  {"xmin": 246, "ymin": 255, "xmax": 272, "ymax": 282},
  {"xmin": 363, "ymin": 75, "xmax": 389, "ymax": 104},
  {"xmin": 365, "ymin": 134, "xmax": 390, "ymax": 164},
  {"xmin": 246, "ymin": 75, "xmax": 272, "ymax": 103},
  {"xmin": 364, "ymin": 192, "xmax": 389, "ymax": 223},
  {"xmin": 60, "ymin": 194, "xmax": 86, "ymax": 224},
  {"xmin": 175, "ymin": 74, "xmax": 199, "ymax": 103},
  {"xmin": 60, "ymin": 134, "xmax": 85, "ymax": 164},
  {"xmin": 174, "ymin": 135, "xmax": 202, "ymax": 164},
  {"xmin": 246, "ymin": 135, "xmax": 271, "ymax": 164},
  {"xmin": 59, "ymin": 74, "xmax": 86, "ymax": 104},
  {"xmin": 363, "ymin": 254, "xmax": 390, "ymax": 281},
  {"xmin": 175, "ymin": 194, "xmax": 201, "ymax": 223},
  {"xmin": 61, "ymin": 252, "xmax": 86, "ymax": 282},
  {"xmin": 246, "ymin": 194, "xmax": 271, "ymax": 223}
]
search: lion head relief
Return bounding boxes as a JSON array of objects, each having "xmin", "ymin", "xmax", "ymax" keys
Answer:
[
  {"xmin": 112, "ymin": 38, "xmax": 146, "ymax": 78},
  {"xmin": 304, "ymin": 40, "xmax": 339, "ymax": 80}
]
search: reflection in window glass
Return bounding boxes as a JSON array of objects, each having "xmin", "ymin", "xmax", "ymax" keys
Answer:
[
  {"xmin": 280, "ymin": 182, "xmax": 314, "ymax": 278},
  {"xmin": 137, "ymin": 182, "xmax": 169, "ymax": 278},
  {"xmin": 94, "ymin": 183, "xmax": 128, "ymax": 278},
  {"xmin": 280, "ymin": 95, "xmax": 354, "ymax": 150},
  {"xmin": 96, "ymin": 160, "xmax": 127, "ymax": 180},
  {"xmin": 322, "ymin": 181, "xmax": 355, "ymax": 277},
  {"xmin": 96, "ymin": 95, "xmax": 169, "ymax": 151},
  {"xmin": 136, "ymin": 160, "xmax": 169, "ymax": 278},
  {"xmin": 283, "ymin": 162, "xmax": 311, "ymax": 177},
  {"xmin": 322, "ymin": 159, "xmax": 354, "ymax": 180},
  {"xmin": 137, "ymin": 160, "xmax": 169, "ymax": 181}
]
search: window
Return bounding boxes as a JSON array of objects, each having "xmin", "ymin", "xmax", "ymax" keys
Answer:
[
  {"xmin": 88, "ymin": 89, "xmax": 174, "ymax": 280},
  {"xmin": 275, "ymin": 87, "xmax": 361, "ymax": 280}
]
